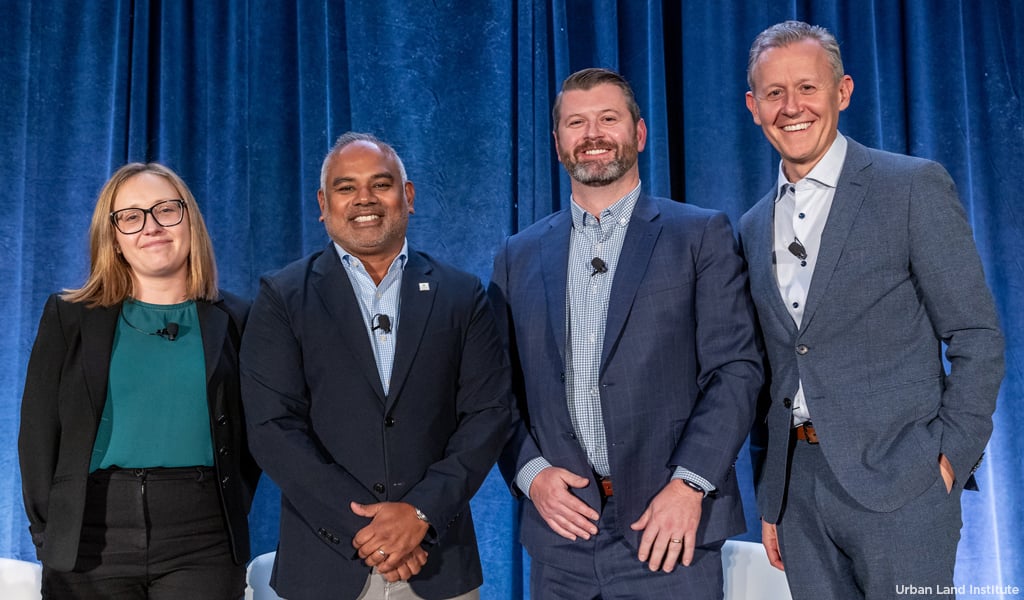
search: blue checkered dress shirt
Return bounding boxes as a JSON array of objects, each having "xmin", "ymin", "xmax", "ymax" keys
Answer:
[
  {"xmin": 515, "ymin": 185, "xmax": 714, "ymax": 496},
  {"xmin": 334, "ymin": 240, "xmax": 407, "ymax": 395}
]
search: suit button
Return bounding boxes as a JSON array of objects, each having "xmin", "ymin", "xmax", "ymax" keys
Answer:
[
  {"xmin": 217, "ymin": 414, "xmax": 228, "ymax": 425},
  {"xmin": 318, "ymin": 528, "xmax": 327, "ymax": 537},
  {"xmin": 795, "ymin": 344, "xmax": 809, "ymax": 355},
  {"xmin": 384, "ymin": 417, "xmax": 395, "ymax": 427},
  {"xmin": 783, "ymin": 398, "xmax": 792, "ymax": 408},
  {"xmin": 374, "ymin": 483, "xmax": 386, "ymax": 494},
  {"xmin": 218, "ymin": 446, "xmax": 229, "ymax": 456},
  {"xmin": 221, "ymin": 476, "xmax": 230, "ymax": 488}
]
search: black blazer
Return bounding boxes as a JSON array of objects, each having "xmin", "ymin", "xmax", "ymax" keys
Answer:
[
  {"xmin": 19, "ymin": 292, "xmax": 260, "ymax": 572},
  {"xmin": 240, "ymin": 246, "xmax": 512, "ymax": 600}
]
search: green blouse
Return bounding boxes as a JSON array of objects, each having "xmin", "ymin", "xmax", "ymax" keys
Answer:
[{"xmin": 89, "ymin": 299, "xmax": 213, "ymax": 471}]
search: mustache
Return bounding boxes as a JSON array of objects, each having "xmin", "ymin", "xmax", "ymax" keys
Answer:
[{"xmin": 575, "ymin": 140, "xmax": 616, "ymax": 154}]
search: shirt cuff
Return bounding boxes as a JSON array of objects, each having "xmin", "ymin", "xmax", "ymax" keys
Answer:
[
  {"xmin": 673, "ymin": 467, "xmax": 715, "ymax": 497},
  {"xmin": 515, "ymin": 457, "xmax": 553, "ymax": 499}
]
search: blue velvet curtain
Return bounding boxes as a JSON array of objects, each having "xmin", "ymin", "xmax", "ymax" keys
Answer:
[{"xmin": 2, "ymin": 1, "xmax": 1021, "ymax": 597}]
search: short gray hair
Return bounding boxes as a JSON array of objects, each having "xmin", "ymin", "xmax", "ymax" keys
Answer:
[{"xmin": 747, "ymin": 20, "xmax": 844, "ymax": 92}]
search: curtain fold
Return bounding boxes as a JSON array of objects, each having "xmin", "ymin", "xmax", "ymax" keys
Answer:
[{"xmin": 2, "ymin": 1, "xmax": 1021, "ymax": 596}]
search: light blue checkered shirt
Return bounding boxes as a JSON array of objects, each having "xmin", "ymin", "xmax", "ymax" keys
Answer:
[
  {"xmin": 515, "ymin": 184, "xmax": 714, "ymax": 497},
  {"xmin": 564, "ymin": 187, "xmax": 639, "ymax": 476},
  {"xmin": 334, "ymin": 240, "xmax": 407, "ymax": 395}
]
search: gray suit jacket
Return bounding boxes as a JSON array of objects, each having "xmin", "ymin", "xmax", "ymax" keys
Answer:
[{"xmin": 739, "ymin": 138, "xmax": 1004, "ymax": 522}]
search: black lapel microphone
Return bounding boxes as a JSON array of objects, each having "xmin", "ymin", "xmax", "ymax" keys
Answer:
[
  {"xmin": 372, "ymin": 314, "xmax": 392, "ymax": 334},
  {"xmin": 787, "ymin": 238, "xmax": 808, "ymax": 261},
  {"xmin": 156, "ymin": 323, "xmax": 179, "ymax": 341},
  {"xmin": 590, "ymin": 257, "xmax": 608, "ymax": 276}
]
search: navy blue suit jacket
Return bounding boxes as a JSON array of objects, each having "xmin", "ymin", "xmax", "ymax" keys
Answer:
[
  {"xmin": 739, "ymin": 138, "xmax": 1005, "ymax": 523},
  {"xmin": 240, "ymin": 245, "xmax": 512, "ymax": 600},
  {"xmin": 489, "ymin": 194, "xmax": 763, "ymax": 567}
]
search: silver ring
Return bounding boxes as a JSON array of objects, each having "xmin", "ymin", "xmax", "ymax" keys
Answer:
[
  {"xmin": 670, "ymin": 538, "xmax": 683, "ymax": 544},
  {"xmin": 376, "ymin": 548, "xmax": 387, "ymax": 556}
]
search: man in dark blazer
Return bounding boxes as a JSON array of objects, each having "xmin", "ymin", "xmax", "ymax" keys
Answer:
[
  {"xmin": 740, "ymin": 21, "xmax": 1005, "ymax": 599},
  {"xmin": 489, "ymin": 68, "xmax": 763, "ymax": 598},
  {"xmin": 240, "ymin": 132, "xmax": 511, "ymax": 600}
]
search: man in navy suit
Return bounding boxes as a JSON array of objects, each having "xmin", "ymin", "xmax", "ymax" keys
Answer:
[
  {"xmin": 740, "ymin": 21, "xmax": 1004, "ymax": 599},
  {"xmin": 240, "ymin": 132, "xmax": 511, "ymax": 600},
  {"xmin": 489, "ymin": 68, "xmax": 763, "ymax": 598}
]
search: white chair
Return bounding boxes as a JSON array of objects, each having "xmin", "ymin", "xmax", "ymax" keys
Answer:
[
  {"xmin": 246, "ymin": 551, "xmax": 283, "ymax": 600},
  {"xmin": 722, "ymin": 539, "xmax": 792, "ymax": 600},
  {"xmin": 0, "ymin": 557, "xmax": 42, "ymax": 600}
]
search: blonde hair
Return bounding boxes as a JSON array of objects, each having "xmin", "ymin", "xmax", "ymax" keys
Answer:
[{"xmin": 62, "ymin": 162, "xmax": 219, "ymax": 306}]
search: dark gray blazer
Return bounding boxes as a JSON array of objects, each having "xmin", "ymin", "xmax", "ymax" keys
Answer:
[
  {"xmin": 19, "ymin": 292, "xmax": 258, "ymax": 571},
  {"xmin": 490, "ymin": 194, "xmax": 763, "ymax": 568},
  {"xmin": 739, "ymin": 138, "xmax": 1005, "ymax": 523},
  {"xmin": 240, "ymin": 246, "xmax": 511, "ymax": 600}
]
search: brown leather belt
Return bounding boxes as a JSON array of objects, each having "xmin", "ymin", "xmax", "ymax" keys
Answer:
[
  {"xmin": 794, "ymin": 422, "xmax": 819, "ymax": 444},
  {"xmin": 598, "ymin": 476, "xmax": 614, "ymax": 497}
]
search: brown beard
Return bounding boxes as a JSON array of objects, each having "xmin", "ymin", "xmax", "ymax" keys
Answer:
[{"xmin": 561, "ymin": 141, "xmax": 638, "ymax": 187}]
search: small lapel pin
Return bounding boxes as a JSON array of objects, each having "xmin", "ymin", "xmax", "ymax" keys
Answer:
[{"xmin": 418, "ymin": 282, "xmax": 430, "ymax": 291}]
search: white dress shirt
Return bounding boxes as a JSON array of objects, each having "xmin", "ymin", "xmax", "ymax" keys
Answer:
[{"xmin": 774, "ymin": 134, "xmax": 848, "ymax": 425}]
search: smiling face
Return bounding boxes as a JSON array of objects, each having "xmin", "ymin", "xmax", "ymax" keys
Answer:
[
  {"xmin": 112, "ymin": 172, "xmax": 192, "ymax": 285},
  {"xmin": 553, "ymin": 83, "xmax": 647, "ymax": 189},
  {"xmin": 317, "ymin": 140, "xmax": 414, "ymax": 266},
  {"xmin": 746, "ymin": 38, "xmax": 853, "ymax": 181}
]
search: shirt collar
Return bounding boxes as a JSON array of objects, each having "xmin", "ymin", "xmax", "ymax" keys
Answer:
[
  {"xmin": 334, "ymin": 238, "xmax": 409, "ymax": 274},
  {"xmin": 774, "ymin": 132, "xmax": 848, "ymax": 202},
  {"xmin": 569, "ymin": 181, "xmax": 642, "ymax": 228}
]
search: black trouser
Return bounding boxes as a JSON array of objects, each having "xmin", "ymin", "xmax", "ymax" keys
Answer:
[{"xmin": 42, "ymin": 466, "xmax": 245, "ymax": 600}]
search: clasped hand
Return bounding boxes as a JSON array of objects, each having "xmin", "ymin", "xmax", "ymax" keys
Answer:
[{"xmin": 351, "ymin": 501, "xmax": 429, "ymax": 582}]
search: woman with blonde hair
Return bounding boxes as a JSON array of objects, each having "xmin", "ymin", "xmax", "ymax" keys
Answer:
[{"xmin": 19, "ymin": 162, "xmax": 259, "ymax": 599}]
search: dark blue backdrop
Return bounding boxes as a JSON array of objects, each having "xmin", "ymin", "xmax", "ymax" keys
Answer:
[{"xmin": 2, "ymin": 1, "xmax": 1021, "ymax": 597}]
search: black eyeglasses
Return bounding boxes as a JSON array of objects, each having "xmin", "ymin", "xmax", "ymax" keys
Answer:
[
  {"xmin": 787, "ymin": 237, "xmax": 808, "ymax": 260},
  {"xmin": 110, "ymin": 199, "xmax": 186, "ymax": 234}
]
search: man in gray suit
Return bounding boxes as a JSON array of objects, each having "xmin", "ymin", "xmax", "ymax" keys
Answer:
[{"xmin": 739, "ymin": 21, "xmax": 1004, "ymax": 599}]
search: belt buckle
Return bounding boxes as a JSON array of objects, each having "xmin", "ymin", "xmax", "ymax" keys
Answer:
[{"xmin": 598, "ymin": 476, "xmax": 614, "ymax": 497}]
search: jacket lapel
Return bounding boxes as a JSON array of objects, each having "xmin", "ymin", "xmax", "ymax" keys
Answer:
[
  {"xmin": 81, "ymin": 304, "xmax": 119, "ymax": 421},
  {"xmin": 601, "ymin": 195, "xmax": 660, "ymax": 370},
  {"xmin": 196, "ymin": 299, "xmax": 227, "ymax": 386},
  {"xmin": 310, "ymin": 244, "xmax": 387, "ymax": 402},
  {"xmin": 540, "ymin": 211, "xmax": 572, "ymax": 366},
  {"xmin": 800, "ymin": 139, "xmax": 872, "ymax": 332},
  {"xmin": 386, "ymin": 251, "xmax": 436, "ymax": 409}
]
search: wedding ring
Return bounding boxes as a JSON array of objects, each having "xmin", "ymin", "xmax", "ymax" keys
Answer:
[
  {"xmin": 376, "ymin": 548, "xmax": 387, "ymax": 556},
  {"xmin": 670, "ymin": 539, "xmax": 683, "ymax": 544}
]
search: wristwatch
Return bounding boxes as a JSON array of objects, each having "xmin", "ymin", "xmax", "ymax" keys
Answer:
[
  {"xmin": 681, "ymin": 478, "xmax": 709, "ymax": 497},
  {"xmin": 414, "ymin": 507, "xmax": 430, "ymax": 524}
]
